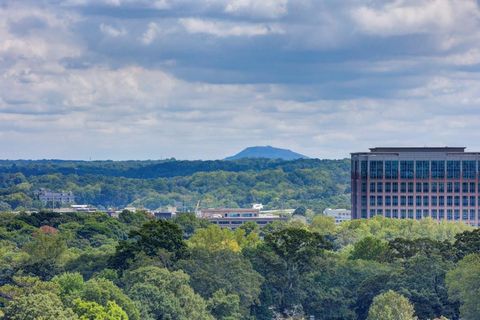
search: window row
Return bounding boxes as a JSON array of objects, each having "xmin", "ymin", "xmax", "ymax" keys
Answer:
[
  {"xmin": 360, "ymin": 208, "xmax": 478, "ymax": 222},
  {"xmin": 363, "ymin": 182, "xmax": 478, "ymax": 194},
  {"xmin": 357, "ymin": 160, "xmax": 478, "ymax": 179},
  {"xmin": 363, "ymin": 195, "xmax": 478, "ymax": 207}
]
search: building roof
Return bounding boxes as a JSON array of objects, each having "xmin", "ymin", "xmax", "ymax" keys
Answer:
[{"xmin": 352, "ymin": 147, "xmax": 467, "ymax": 155}]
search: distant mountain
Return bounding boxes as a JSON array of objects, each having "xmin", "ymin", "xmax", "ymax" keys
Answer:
[{"xmin": 225, "ymin": 146, "xmax": 309, "ymax": 160}]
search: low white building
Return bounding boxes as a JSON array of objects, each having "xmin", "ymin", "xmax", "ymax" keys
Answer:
[{"xmin": 323, "ymin": 208, "xmax": 351, "ymax": 224}]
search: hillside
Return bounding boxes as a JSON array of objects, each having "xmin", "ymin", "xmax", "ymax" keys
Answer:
[
  {"xmin": 225, "ymin": 146, "xmax": 309, "ymax": 160},
  {"xmin": 0, "ymin": 158, "xmax": 350, "ymax": 212}
]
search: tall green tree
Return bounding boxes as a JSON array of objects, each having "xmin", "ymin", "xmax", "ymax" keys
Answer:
[{"xmin": 367, "ymin": 290, "xmax": 416, "ymax": 320}]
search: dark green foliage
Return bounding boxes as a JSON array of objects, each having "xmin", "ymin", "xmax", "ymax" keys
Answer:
[
  {"xmin": 454, "ymin": 229, "xmax": 480, "ymax": 260},
  {"xmin": 111, "ymin": 220, "xmax": 187, "ymax": 270}
]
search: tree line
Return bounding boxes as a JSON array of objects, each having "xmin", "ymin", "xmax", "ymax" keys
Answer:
[
  {"xmin": 0, "ymin": 159, "xmax": 351, "ymax": 212},
  {"xmin": 0, "ymin": 210, "xmax": 478, "ymax": 319}
]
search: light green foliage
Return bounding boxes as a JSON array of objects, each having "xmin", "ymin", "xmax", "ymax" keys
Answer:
[
  {"xmin": 310, "ymin": 215, "xmax": 336, "ymax": 236},
  {"xmin": 3, "ymin": 292, "xmax": 78, "ymax": 320},
  {"xmin": 187, "ymin": 225, "xmax": 260, "ymax": 253},
  {"xmin": 79, "ymin": 278, "xmax": 140, "ymax": 320},
  {"xmin": 367, "ymin": 290, "xmax": 416, "ymax": 320},
  {"xmin": 446, "ymin": 254, "xmax": 480, "ymax": 320},
  {"xmin": 72, "ymin": 298, "xmax": 128, "ymax": 320},
  {"xmin": 122, "ymin": 266, "xmax": 213, "ymax": 320}
]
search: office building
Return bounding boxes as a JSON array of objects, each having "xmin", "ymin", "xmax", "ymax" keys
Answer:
[
  {"xmin": 323, "ymin": 208, "xmax": 351, "ymax": 224},
  {"xmin": 36, "ymin": 189, "xmax": 75, "ymax": 206},
  {"xmin": 351, "ymin": 147, "xmax": 479, "ymax": 226},
  {"xmin": 199, "ymin": 208, "xmax": 285, "ymax": 229}
]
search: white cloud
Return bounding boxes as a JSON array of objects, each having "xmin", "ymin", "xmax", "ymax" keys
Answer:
[
  {"xmin": 140, "ymin": 22, "xmax": 160, "ymax": 45},
  {"xmin": 100, "ymin": 23, "xmax": 127, "ymax": 37},
  {"xmin": 180, "ymin": 18, "xmax": 284, "ymax": 37},
  {"xmin": 224, "ymin": 0, "xmax": 288, "ymax": 19},
  {"xmin": 351, "ymin": 0, "xmax": 480, "ymax": 37}
]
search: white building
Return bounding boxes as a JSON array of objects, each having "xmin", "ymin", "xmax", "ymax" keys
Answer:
[{"xmin": 323, "ymin": 208, "xmax": 351, "ymax": 224}]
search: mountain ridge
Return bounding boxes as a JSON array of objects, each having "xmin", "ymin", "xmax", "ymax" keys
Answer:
[{"xmin": 225, "ymin": 146, "xmax": 309, "ymax": 160}]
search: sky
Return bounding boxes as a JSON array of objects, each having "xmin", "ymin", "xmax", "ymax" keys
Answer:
[{"xmin": 2, "ymin": 0, "xmax": 480, "ymax": 160}]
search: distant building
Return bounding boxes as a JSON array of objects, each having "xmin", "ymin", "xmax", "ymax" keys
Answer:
[
  {"xmin": 323, "ymin": 208, "xmax": 351, "ymax": 224},
  {"xmin": 53, "ymin": 204, "xmax": 96, "ymax": 214},
  {"xmin": 199, "ymin": 208, "xmax": 285, "ymax": 229},
  {"xmin": 351, "ymin": 147, "xmax": 480, "ymax": 226},
  {"xmin": 36, "ymin": 189, "xmax": 75, "ymax": 206}
]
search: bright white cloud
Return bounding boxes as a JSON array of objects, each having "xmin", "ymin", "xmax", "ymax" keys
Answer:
[
  {"xmin": 180, "ymin": 18, "xmax": 284, "ymax": 37},
  {"xmin": 224, "ymin": 0, "xmax": 288, "ymax": 19},
  {"xmin": 351, "ymin": 0, "xmax": 480, "ymax": 37}
]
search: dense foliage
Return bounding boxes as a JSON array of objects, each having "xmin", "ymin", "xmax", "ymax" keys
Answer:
[
  {"xmin": 0, "ymin": 210, "xmax": 478, "ymax": 320},
  {"xmin": 0, "ymin": 158, "xmax": 350, "ymax": 212}
]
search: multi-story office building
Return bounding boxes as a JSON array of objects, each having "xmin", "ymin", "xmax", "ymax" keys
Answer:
[{"xmin": 351, "ymin": 147, "xmax": 479, "ymax": 226}]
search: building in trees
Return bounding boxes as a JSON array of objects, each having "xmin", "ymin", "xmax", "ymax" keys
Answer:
[
  {"xmin": 35, "ymin": 189, "xmax": 75, "ymax": 207},
  {"xmin": 199, "ymin": 208, "xmax": 285, "ymax": 229},
  {"xmin": 323, "ymin": 208, "xmax": 351, "ymax": 224},
  {"xmin": 351, "ymin": 147, "xmax": 479, "ymax": 226}
]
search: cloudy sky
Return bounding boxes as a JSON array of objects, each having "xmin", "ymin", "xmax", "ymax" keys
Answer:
[{"xmin": 2, "ymin": 0, "xmax": 480, "ymax": 160}]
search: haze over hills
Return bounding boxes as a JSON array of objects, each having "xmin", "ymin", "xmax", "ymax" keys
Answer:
[{"xmin": 225, "ymin": 146, "xmax": 309, "ymax": 160}]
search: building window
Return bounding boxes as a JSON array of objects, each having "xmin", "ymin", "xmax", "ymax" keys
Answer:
[
  {"xmin": 385, "ymin": 182, "xmax": 391, "ymax": 193},
  {"xmin": 431, "ymin": 196, "xmax": 437, "ymax": 206},
  {"xmin": 392, "ymin": 183, "xmax": 398, "ymax": 193},
  {"xmin": 415, "ymin": 160, "xmax": 430, "ymax": 179},
  {"xmin": 463, "ymin": 210, "xmax": 468, "ymax": 220},
  {"xmin": 454, "ymin": 182, "xmax": 460, "ymax": 193},
  {"xmin": 370, "ymin": 196, "xmax": 375, "ymax": 206},
  {"xmin": 408, "ymin": 210, "xmax": 414, "ymax": 219},
  {"xmin": 447, "ymin": 161, "xmax": 460, "ymax": 179},
  {"xmin": 416, "ymin": 196, "xmax": 422, "ymax": 206},
  {"xmin": 408, "ymin": 196, "xmax": 414, "ymax": 206},
  {"xmin": 377, "ymin": 182, "xmax": 383, "ymax": 193},
  {"xmin": 393, "ymin": 196, "xmax": 398, "ymax": 206},
  {"xmin": 416, "ymin": 182, "xmax": 422, "ymax": 193},
  {"xmin": 463, "ymin": 196, "xmax": 468, "ymax": 206},
  {"xmin": 462, "ymin": 182, "xmax": 469, "ymax": 193},
  {"xmin": 431, "ymin": 182, "xmax": 437, "ymax": 193},
  {"xmin": 408, "ymin": 182, "xmax": 414, "ymax": 193},
  {"xmin": 447, "ymin": 182, "xmax": 453, "ymax": 193},
  {"xmin": 431, "ymin": 161, "xmax": 445, "ymax": 179},
  {"xmin": 470, "ymin": 196, "xmax": 475, "ymax": 207},
  {"xmin": 377, "ymin": 196, "xmax": 383, "ymax": 206},
  {"xmin": 423, "ymin": 209, "xmax": 429, "ymax": 218},
  {"xmin": 362, "ymin": 196, "xmax": 367, "ymax": 206},
  {"xmin": 454, "ymin": 209, "xmax": 460, "ymax": 221},
  {"xmin": 361, "ymin": 209, "xmax": 367, "ymax": 218},
  {"xmin": 401, "ymin": 182, "xmax": 407, "ymax": 193},
  {"xmin": 439, "ymin": 196, "xmax": 445, "ymax": 206},
  {"xmin": 385, "ymin": 196, "xmax": 391, "ymax": 206},
  {"xmin": 439, "ymin": 183, "xmax": 445, "ymax": 193},
  {"xmin": 416, "ymin": 209, "xmax": 422, "ymax": 219},
  {"xmin": 462, "ymin": 160, "xmax": 476, "ymax": 179},
  {"xmin": 385, "ymin": 160, "xmax": 399, "ymax": 179},
  {"xmin": 400, "ymin": 161, "xmax": 414, "ymax": 179},
  {"xmin": 401, "ymin": 196, "xmax": 407, "ymax": 206},
  {"xmin": 447, "ymin": 196, "xmax": 453, "ymax": 206},
  {"xmin": 361, "ymin": 161, "xmax": 368, "ymax": 179},
  {"xmin": 432, "ymin": 209, "xmax": 438, "ymax": 219},
  {"xmin": 454, "ymin": 196, "xmax": 460, "ymax": 206},
  {"xmin": 470, "ymin": 182, "xmax": 476, "ymax": 193},
  {"xmin": 370, "ymin": 183, "xmax": 376, "ymax": 193},
  {"xmin": 423, "ymin": 196, "xmax": 429, "ymax": 206},
  {"xmin": 370, "ymin": 161, "xmax": 384, "ymax": 179},
  {"xmin": 470, "ymin": 210, "xmax": 475, "ymax": 221},
  {"xmin": 423, "ymin": 182, "xmax": 429, "ymax": 193}
]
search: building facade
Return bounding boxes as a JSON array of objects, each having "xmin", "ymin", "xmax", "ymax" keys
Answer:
[
  {"xmin": 351, "ymin": 147, "xmax": 479, "ymax": 226},
  {"xmin": 36, "ymin": 189, "xmax": 75, "ymax": 206},
  {"xmin": 323, "ymin": 208, "xmax": 351, "ymax": 224},
  {"xmin": 199, "ymin": 208, "xmax": 285, "ymax": 229}
]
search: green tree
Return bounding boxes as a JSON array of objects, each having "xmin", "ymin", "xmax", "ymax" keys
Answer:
[
  {"xmin": 367, "ymin": 290, "xmax": 416, "ymax": 320},
  {"xmin": 72, "ymin": 298, "xmax": 128, "ymax": 320},
  {"xmin": 122, "ymin": 266, "xmax": 213, "ymax": 320},
  {"xmin": 207, "ymin": 289, "xmax": 242, "ymax": 320},
  {"xmin": 350, "ymin": 237, "xmax": 388, "ymax": 261},
  {"xmin": 3, "ymin": 292, "xmax": 78, "ymax": 320},
  {"xmin": 446, "ymin": 254, "xmax": 480, "ymax": 320},
  {"xmin": 111, "ymin": 220, "xmax": 186, "ymax": 270},
  {"xmin": 177, "ymin": 249, "xmax": 263, "ymax": 316}
]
